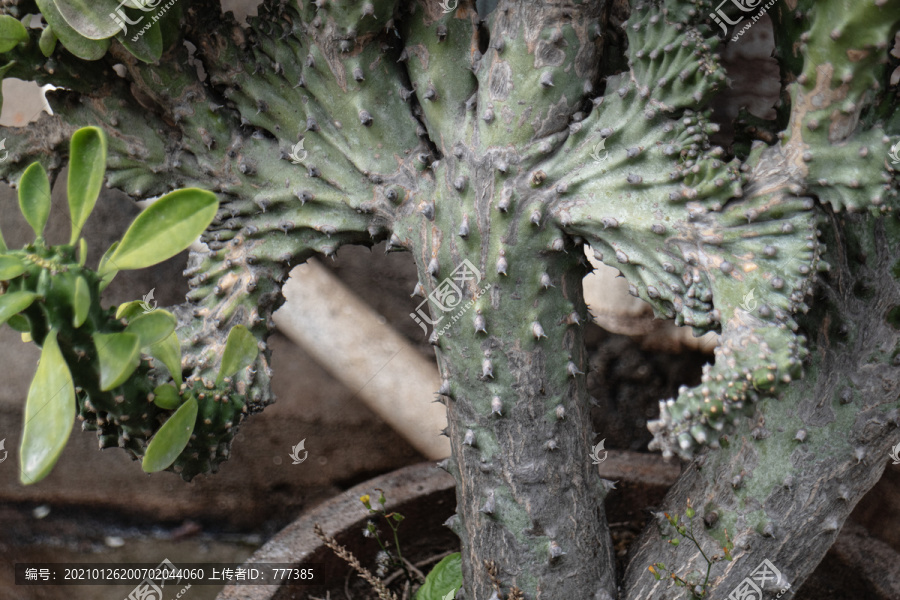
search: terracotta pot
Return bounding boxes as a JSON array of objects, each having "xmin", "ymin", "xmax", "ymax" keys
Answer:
[
  {"xmin": 216, "ymin": 462, "xmax": 458, "ymax": 600},
  {"xmin": 217, "ymin": 455, "xmax": 900, "ymax": 600}
]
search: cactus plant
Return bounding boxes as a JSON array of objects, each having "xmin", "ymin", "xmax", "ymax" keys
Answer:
[{"xmin": 1, "ymin": 0, "xmax": 900, "ymax": 598}]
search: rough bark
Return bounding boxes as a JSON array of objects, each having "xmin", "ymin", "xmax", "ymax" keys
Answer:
[{"xmin": 622, "ymin": 209, "xmax": 900, "ymax": 599}]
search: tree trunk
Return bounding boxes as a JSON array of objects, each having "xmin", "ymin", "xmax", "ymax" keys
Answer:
[
  {"xmin": 622, "ymin": 211, "xmax": 900, "ymax": 599},
  {"xmin": 408, "ymin": 211, "xmax": 616, "ymax": 598}
]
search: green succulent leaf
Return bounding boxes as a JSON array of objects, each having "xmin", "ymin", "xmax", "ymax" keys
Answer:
[
  {"xmin": 415, "ymin": 553, "xmax": 462, "ymax": 600},
  {"xmin": 6, "ymin": 313, "xmax": 30, "ymax": 332},
  {"xmin": 109, "ymin": 188, "xmax": 218, "ymax": 271},
  {"xmin": 142, "ymin": 395, "xmax": 197, "ymax": 473},
  {"xmin": 115, "ymin": 300, "xmax": 144, "ymax": 321},
  {"xmin": 19, "ymin": 330, "xmax": 75, "ymax": 485},
  {"xmin": 0, "ymin": 256, "xmax": 27, "ymax": 280},
  {"xmin": 39, "ymin": 25, "xmax": 58, "ymax": 57},
  {"xmin": 0, "ymin": 291, "xmax": 40, "ymax": 327},
  {"xmin": 34, "ymin": 0, "xmax": 110, "ymax": 61},
  {"xmin": 117, "ymin": 20, "xmax": 163, "ymax": 63},
  {"xmin": 77, "ymin": 237, "xmax": 87, "ymax": 266},
  {"xmin": 18, "ymin": 162, "xmax": 52, "ymax": 239},
  {"xmin": 72, "ymin": 276, "xmax": 90, "ymax": 327},
  {"xmin": 149, "ymin": 331, "xmax": 182, "ymax": 386},
  {"xmin": 93, "ymin": 331, "xmax": 141, "ymax": 391},
  {"xmin": 97, "ymin": 240, "xmax": 119, "ymax": 289},
  {"xmin": 217, "ymin": 325, "xmax": 258, "ymax": 385},
  {"xmin": 0, "ymin": 15, "xmax": 28, "ymax": 53},
  {"xmin": 0, "ymin": 58, "xmax": 14, "ymax": 80},
  {"xmin": 152, "ymin": 383, "xmax": 181, "ymax": 409},
  {"xmin": 67, "ymin": 126, "xmax": 107, "ymax": 244},
  {"xmin": 124, "ymin": 309, "xmax": 175, "ymax": 348},
  {"xmin": 52, "ymin": 0, "xmax": 124, "ymax": 40}
]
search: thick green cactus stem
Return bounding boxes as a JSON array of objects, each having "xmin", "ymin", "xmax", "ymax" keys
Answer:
[
  {"xmin": 393, "ymin": 2, "xmax": 616, "ymax": 596},
  {"xmin": 623, "ymin": 211, "xmax": 900, "ymax": 599},
  {"xmin": 1, "ymin": 0, "xmax": 900, "ymax": 595},
  {"xmin": 775, "ymin": 0, "xmax": 900, "ymax": 214}
]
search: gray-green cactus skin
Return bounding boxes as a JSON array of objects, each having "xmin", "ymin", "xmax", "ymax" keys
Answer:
[{"xmin": 2, "ymin": 0, "xmax": 900, "ymax": 597}]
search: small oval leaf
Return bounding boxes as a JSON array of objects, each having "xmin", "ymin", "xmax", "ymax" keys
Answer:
[
  {"xmin": 78, "ymin": 237, "xmax": 88, "ymax": 266},
  {"xmin": 93, "ymin": 332, "xmax": 141, "ymax": 391},
  {"xmin": 39, "ymin": 25, "xmax": 58, "ymax": 57},
  {"xmin": 125, "ymin": 309, "xmax": 175, "ymax": 348},
  {"xmin": 67, "ymin": 127, "xmax": 107, "ymax": 244},
  {"xmin": 110, "ymin": 189, "xmax": 218, "ymax": 271},
  {"xmin": 415, "ymin": 553, "xmax": 462, "ymax": 600},
  {"xmin": 0, "ymin": 255, "xmax": 27, "ymax": 280},
  {"xmin": 152, "ymin": 383, "xmax": 181, "ymax": 410},
  {"xmin": 98, "ymin": 240, "xmax": 118, "ymax": 275},
  {"xmin": 217, "ymin": 325, "xmax": 258, "ymax": 385},
  {"xmin": 117, "ymin": 19, "xmax": 163, "ymax": 63},
  {"xmin": 0, "ymin": 15, "xmax": 28, "ymax": 53},
  {"xmin": 149, "ymin": 331, "xmax": 182, "ymax": 386},
  {"xmin": 115, "ymin": 300, "xmax": 144, "ymax": 321},
  {"xmin": 98, "ymin": 241, "xmax": 120, "ymax": 291},
  {"xmin": 7, "ymin": 313, "xmax": 31, "ymax": 332},
  {"xmin": 142, "ymin": 395, "xmax": 198, "ymax": 473},
  {"xmin": 0, "ymin": 291, "xmax": 39, "ymax": 327},
  {"xmin": 53, "ymin": 0, "xmax": 125, "ymax": 40},
  {"xmin": 19, "ymin": 330, "xmax": 75, "ymax": 484},
  {"xmin": 72, "ymin": 276, "xmax": 90, "ymax": 327},
  {"xmin": 34, "ymin": 0, "xmax": 110, "ymax": 61},
  {"xmin": 18, "ymin": 162, "xmax": 52, "ymax": 239}
]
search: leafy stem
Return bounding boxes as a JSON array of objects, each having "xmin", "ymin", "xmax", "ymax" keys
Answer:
[
  {"xmin": 647, "ymin": 499, "xmax": 734, "ymax": 599},
  {"xmin": 361, "ymin": 489, "xmax": 417, "ymax": 585}
]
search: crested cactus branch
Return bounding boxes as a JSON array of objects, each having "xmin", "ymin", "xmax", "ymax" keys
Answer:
[
  {"xmin": 622, "ymin": 211, "xmax": 900, "ymax": 599},
  {"xmin": 2, "ymin": 0, "xmax": 900, "ymax": 597}
]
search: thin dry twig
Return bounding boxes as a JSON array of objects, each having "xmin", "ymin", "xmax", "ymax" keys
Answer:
[
  {"xmin": 315, "ymin": 523, "xmax": 398, "ymax": 600},
  {"xmin": 402, "ymin": 557, "xmax": 426, "ymax": 583},
  {"xmin": 344, "ymin": 568, "xmax": 354, "ymax": 600}
]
